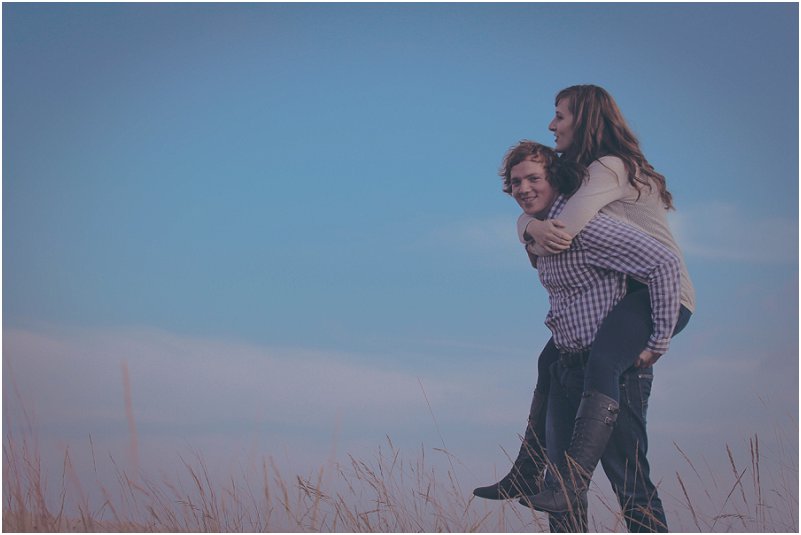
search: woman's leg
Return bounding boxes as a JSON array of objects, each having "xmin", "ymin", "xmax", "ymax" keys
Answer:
[
  {"xmin": 473, "ymin": 338, "xmax": 559, "ymax": 499},
  {"xmin": 586, "ymin": 289, "xmax": 691, "ymax": 399},
  {"xmin": 585, "ymin": 288, "xmax": 652, "ymax": 399}
]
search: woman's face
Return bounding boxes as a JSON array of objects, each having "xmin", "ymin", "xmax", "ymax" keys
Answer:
[
  {"xmin": 548, "ymin": 98, "xmax": 575, "ymax": 153},
  {"xmin": 510, "ymin": 158, "xmax": 558, "ymax": 218}
]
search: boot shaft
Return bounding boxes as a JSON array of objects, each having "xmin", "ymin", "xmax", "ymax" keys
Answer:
[
  {"xmin": 515, "ymin": 388, "xmax": 548, "ymax": 473},
  {"xmin": 575, "ymin": 390, "xmax": 619, "ymax": 425},
  {"xmin": 523, "ymin": 390, "xmax": 621, "ymax": 514},
  {"xmin": 565, "ymin": 390, "xmax": 619, "ymax": 477}
]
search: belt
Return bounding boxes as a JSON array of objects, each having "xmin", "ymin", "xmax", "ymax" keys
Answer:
[{"xmin": 558, "ymin": 348, "xmax": 591, "ymax": 368}]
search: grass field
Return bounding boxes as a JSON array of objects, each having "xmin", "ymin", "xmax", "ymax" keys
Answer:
[{"xmin": 3, "ymin": 424, "xmax": 797, "ymax": 532}]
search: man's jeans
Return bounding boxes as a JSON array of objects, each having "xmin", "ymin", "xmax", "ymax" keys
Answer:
[{"xmin": 545, "ymin": 361, "xmax": 667, "ymax": 533}]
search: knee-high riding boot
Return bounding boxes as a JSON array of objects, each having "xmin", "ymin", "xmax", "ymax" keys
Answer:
[
  {"xmin": 523, "ymin": 390, "xmax": 619, "ymax": 512},
  {"xmin": 473, "ymin": 389, "xmax": 547, "ymax": 500}
]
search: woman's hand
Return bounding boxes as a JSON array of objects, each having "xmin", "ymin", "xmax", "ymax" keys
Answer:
[
  {"xmin": 635, "ymin": 349, "xmax": 662, "ymax": 368},
  {"xmin": 525, "ymin": 218, "xmax": 572, "ymax": 254}
]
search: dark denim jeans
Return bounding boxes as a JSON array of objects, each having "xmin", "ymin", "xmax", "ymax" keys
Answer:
[
  {"xmin": 545, "ymin": 362, "xmax": 667, "ymax": 533},
  {"xmin": 529, "ymin": 285, "xmax": 692, "ymax": 531}
]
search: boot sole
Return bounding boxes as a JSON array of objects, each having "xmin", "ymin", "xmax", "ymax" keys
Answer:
[
  {"xmin": 473, "ymin": 490, "xmax": 522, "ymax": 500},
  {"xmin": 518, "ymin": 497, "xmax": 571, "ymax": 513},
  {"xmin": 519, "ymin": 490, "xmax": 584, "ymax": 513}
]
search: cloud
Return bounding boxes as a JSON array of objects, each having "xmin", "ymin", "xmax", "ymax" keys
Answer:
[
  {"xmin": 2, "ymin": 328, "xmax": 430, "ymax": 433},
  {"xmin": 426, "ymin": 203, "xmax": 798, "ymax": 268},
  {"xmin": 668, "ymin": 201, "xmax": 798, "ymax": 264},
  {"xmin": 2, "ymin": 326, "xmax": 529, "ymax": 445},
  {"xmin": 421, "ymin": 214, "xmax": 526, "ymax": 268},
  {"xmin": 2, "ymin": 324, "xmax": 541, "ymax": 497}
]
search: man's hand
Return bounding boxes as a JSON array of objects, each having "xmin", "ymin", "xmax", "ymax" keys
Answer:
[{"xmin": 635, "ymin": 349, "xmax": 662, "ymax": 368}]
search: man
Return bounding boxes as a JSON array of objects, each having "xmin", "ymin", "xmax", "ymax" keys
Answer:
[{"xmin": 504, "ymin": 141, "xmax": 682, "ymax": 532}]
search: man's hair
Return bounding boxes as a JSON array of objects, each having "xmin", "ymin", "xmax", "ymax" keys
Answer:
[
  {"xmin": 555, "ymin": 84, "xmax": 674, "ymax": 209},
  {"xmin": 499, "ymin": 140, "xmax": 584, "ymax": 196}
]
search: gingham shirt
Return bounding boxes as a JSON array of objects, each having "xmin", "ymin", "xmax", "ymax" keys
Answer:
[{"xmin": 535, "ymin": 195, "xmax": 681, "ymax": 354}]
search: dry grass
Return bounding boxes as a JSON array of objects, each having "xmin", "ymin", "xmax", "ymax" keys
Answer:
[
  {"xmin": 665, "ymin": 434, "xmax": 798, "ymax": 533},
  {"xmin": 3, "ymin": 425, "xmax": 798, "ymax": 533},
  {"xmin": 3, "ymin": 369, "xmax": 797, "ymax": 532},
  {"xmin": 3, "ymin": 430, "xmax": 547, "ymax": 533}
]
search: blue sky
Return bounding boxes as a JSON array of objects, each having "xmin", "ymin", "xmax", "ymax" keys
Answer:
[{"xmin": 3, "ymin": 3, "xmax": 798, "ymax": 530}]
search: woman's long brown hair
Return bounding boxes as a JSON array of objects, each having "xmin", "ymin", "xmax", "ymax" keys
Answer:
[{"xmin": 556, "ymin": 85, "xmax": 674, "ymax": 209}]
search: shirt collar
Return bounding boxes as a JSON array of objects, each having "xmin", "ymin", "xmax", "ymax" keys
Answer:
[{"xmin": 546, "ymin": 194, "xmax": 569, "ymax": 220}]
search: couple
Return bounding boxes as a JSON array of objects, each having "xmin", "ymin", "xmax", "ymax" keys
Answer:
[{"xmin": 473, "ymin": 85, "xmax": 695, "ymax": 533}]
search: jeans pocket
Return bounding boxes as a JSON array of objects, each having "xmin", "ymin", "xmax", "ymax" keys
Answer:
[{"xmin": 637, "ymin": 372, "xmax": 654, "ymax": 419}]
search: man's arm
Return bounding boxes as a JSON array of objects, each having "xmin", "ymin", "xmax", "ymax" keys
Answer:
[{"xmin": 582, "ymin": 214, "xmax": 681, "ymax": 354}]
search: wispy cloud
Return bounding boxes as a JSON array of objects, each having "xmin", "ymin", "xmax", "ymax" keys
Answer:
[
  {"xmin": 2, "ymin": 326, "xmax": 525, "ymax": 442},
  {"xmin": 421, "ymin": 214, "xmax": 525, "ymax": 267},
  {"xmin": 669, "ymin": 201, "xmax": 798, "ymax": 264},
  {"xmin": 427, "ymin": 204, "xmax": 798, "ymax": 267},
  {"xmin": 3, "ymin": 324, "xmax": 540, "ymax": 491}
]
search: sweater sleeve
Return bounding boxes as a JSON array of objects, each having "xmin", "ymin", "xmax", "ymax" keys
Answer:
[
  {"xmin": 517, "ymin": 157, "xmax": 632, "ymax": 250},
  {"xmin": 556, "ymin": 157, "xmax": 631, "ymax": 238},
  {"xmin": 517, "ymin": 212, "xmax": 532, "ymax": 244}
]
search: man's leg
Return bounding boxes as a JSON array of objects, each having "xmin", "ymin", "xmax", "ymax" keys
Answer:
[
  {"xmin": 599, "ymin": 368, "xmax": 668, "ymax": 532},
  {"xmin": 541, "ymin": 361, "xmax": 589, "ymax": 533},
  {"xmin": 527, "ymin": 290, "xmax": 649, "ymax": 514}
]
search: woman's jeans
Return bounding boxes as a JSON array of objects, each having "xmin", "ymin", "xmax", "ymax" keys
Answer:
[{"xmin": 585, "ymin": 288, "xmax": 691, "ymax": 401}]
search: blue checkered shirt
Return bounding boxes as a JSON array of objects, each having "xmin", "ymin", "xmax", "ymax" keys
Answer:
[{"xmin": 535, "ymin": 195, "xmax": 681, "ymax": 353}]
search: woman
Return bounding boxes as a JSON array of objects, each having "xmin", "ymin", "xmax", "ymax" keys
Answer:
[{"xmin": 474, "ymin": 85, "xmax": 695, "ymax": 519}]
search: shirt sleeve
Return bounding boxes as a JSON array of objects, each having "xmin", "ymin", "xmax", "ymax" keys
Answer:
[{"xmin": 581, "ymin": 214, "xmax": 681, "ymax": 353}]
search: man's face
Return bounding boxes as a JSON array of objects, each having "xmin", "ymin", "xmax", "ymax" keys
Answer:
[{"xmin": 510, "ymin": 158, "xmax": 558, "ymax": 218}]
